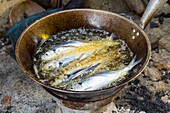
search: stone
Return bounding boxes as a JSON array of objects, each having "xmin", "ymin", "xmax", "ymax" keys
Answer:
[
  {"xmin": 154, "ymin": 62, "xmax": 170, "ymax": 70},
  {"xmin": 161, "ymin": 95, "xmax": 170, "ymax": 104},
  {"xmin": 84, "ymin": 0, "xmax": 130, "ymax": 13},
  {"xmin": 125, "ymin": 0, "xmax": 145, "ymax": 15},
  {"xmin": 134, "ymin": 74, "xmax": 155, "ymax": 94},
  {"xmin": 159, "ymin": 34, "xmax": 170, "ymax": 52},
  {"xmin": 158, "ymin": 3, "xmax": 170, "ymax": 15},
  {"xmin": 148, "ymin": 60, "xmax": 154, "ymax": 67},
  {"xmin": 152, "ymin": 50, "xmax": 170, "ymax": 70},
  {"xmin": 145, "ymin": 28, "xmax": 166, "ymax": 49},
  {"xmin": 154, "ymin": 81, "xmax": 170, "ymax": 93},
  {"xmin": 144, "ymin": 66, "xmax": 162, "ymax": 81},
  {"xmin": 159, "ymin": 49, "xmax": 170, "ymax": 62},
  {"xmin": 138, "ymin": 74, "xmax": 170, "ymax": 94},
  {"xmin": 161, "ymin": 18, "xmax": 170, "ymax": 34}
]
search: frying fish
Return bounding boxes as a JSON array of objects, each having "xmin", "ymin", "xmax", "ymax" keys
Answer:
[
  {"xmin": 67, "ymin": 56, "xmax": 140, "ymax": 91},
  {"xmin": 42, "ymin": 52, "xmax": 93, "ymax": 72},
  {"xmin": 41, "ymin": 39, "xmax": 119, "ymax": 61},
  {"xmin": 41, "ymin": 40, "xmax": 83, "ymax": 61},
  {"xmin": 61, "ymin": 47, "xmax": 120, "ymax": 79},
  {"xmin": 33, "ymin": 28, "xmax": 134, "ymax": 91},
  {"xmin": 49, "ymin": 45, "xmax": 122, "ymax": 86}
]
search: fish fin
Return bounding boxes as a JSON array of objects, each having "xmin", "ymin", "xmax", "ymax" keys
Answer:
[
  {"xmin": 66, "ymin": 67, "xmax": 87, "ymax": 81},
  {"xmin": 75, "ymin": 62, "xmax": 101, "ymax": 78},
  {"xmin": 108, "ymin": 33, "xmax": 116, "ymax": 40}
]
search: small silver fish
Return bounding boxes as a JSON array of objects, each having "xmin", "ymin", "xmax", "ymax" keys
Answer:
[
  {"xmin": 41, "ymin": 40, "xmax": 83, "ymax": 61},
  {"xmin": 42, "ymin": 52, "xmax": 92, "ymax": 72},
  {"xmin": 68, "ymin": 56, "xmax": 141, "ymax": 91},
  {"xmin": 42, "ymin": 52, "xmax": 92, "ymax": 71},
  {"xmin": 64, "ymin": 61, "xmax": 101, "ymax": 82}
]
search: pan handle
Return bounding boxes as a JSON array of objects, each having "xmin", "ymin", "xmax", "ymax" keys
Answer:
[{"xmin": 140, "ymin": 0, "xmax": 168, "ymax": 29}]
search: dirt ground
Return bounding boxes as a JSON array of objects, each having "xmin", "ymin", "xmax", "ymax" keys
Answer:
[{"xmin": 0, "ymin": 1, "xmax": 170, "ymax": 113}]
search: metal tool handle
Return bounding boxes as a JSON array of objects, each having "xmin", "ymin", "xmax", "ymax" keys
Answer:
[{"xmin": 140, "ymin": 0, "xmax": 168, "ymax": 29}]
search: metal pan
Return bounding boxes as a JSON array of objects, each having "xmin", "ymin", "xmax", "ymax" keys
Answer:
[{"xmin": 15, "ymin": 0, "xmax": 167, "ymax": 102}]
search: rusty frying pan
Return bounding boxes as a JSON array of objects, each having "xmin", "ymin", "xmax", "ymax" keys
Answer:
[{"xmin": 15, "ymin": 0, "xmax": 167, "ymax": 102}]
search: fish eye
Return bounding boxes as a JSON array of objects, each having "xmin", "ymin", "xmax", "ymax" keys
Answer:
[
  {"xmin": 49, "ymin": 66, "xmax": 52, "ymax": 69},
  {"xmin": 59, "ymin": 62, "xmax": 63, "ymax": 66},
  {"xmin": 78, "ymin": 82, "xmax": 82, "ymax": 85}
]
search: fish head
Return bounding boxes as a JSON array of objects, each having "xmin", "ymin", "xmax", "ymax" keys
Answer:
[
  {"xmin": 42, "ymin": 60, "xmax": 60, "ymax": 72},
  {"xmin": 41, "ymin": 50, "xmax": 56, "ymax": 61}
]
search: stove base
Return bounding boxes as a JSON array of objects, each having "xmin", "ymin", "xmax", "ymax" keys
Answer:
[{"xmin": 55, "ymin": 100, "xmax": 117, "ymax": 113}]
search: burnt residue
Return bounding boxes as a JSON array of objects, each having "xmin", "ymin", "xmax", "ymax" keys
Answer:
[
  {"xmin": 119, "ymin": 82, "xmax": 170, "ymax": 113},
  {"xmin": 155, "ymin": 12, "xmax": 170, "ymax": 25},
  {"xmin": 150, "ymin": 21, "xmax": 159, "ymax": 28}
]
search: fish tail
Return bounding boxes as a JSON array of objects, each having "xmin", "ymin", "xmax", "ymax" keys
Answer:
[
  {"xmin": 108, "ymin": 33, "xmax": 116, "ymax": 40},
  {"xmin": 128, "ymin": 56, "xmax": 142, "ymax": 69}
]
